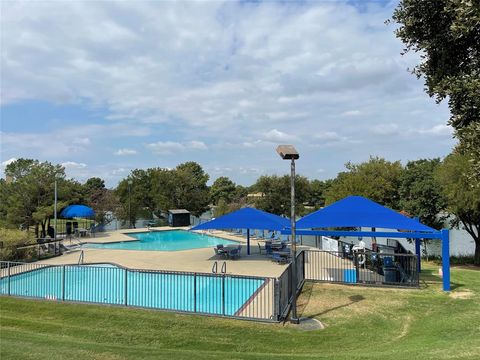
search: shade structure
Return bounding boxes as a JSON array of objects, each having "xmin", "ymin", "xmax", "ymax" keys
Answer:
[
  {"xmin": 191, "ymin": 207, "xmax": 290, "ymax": 255},
  {"xmin": 292, "ymin": 196, "xmax": 451, "ymax": 292},
  {"xmin": 60, "ymin": 204, "xmax": 95, "ymax": 219},
  {"xmin": 296, "ymin": 196, "xmax": 435, "ymax": 232}
]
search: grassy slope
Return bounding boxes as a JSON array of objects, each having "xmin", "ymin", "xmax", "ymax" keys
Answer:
[{"xmin": 1, "ymin": 264, "xmax": 479, "ymax": 360}]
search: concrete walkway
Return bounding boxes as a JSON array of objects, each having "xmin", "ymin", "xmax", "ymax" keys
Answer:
[{"xmin": 38, "ymin": 228, "xmax": 289, "ymax": 278}]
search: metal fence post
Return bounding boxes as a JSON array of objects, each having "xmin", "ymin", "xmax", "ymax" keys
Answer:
[
  {"xmin": 62, "ymin": 265, "xmax": 66, "ymax": 301},
  {"xmin": 221, "ymin": 275, "xmax": 225, "ymax": 316},
  {"xmin": 124, "ymin": 268, "xmax": 128, "ymax": 306},
  {"xmin": 274, "ymin": 278, "xmax": 280, "ymax": 321},
  {"xmin": 354, "ymin": 254, "xmax": 359, "ymax": 284},
  {"xmin": 7, "ymin": 261, "xmax": 11, "ymax": 296},
  {"xmin": 193, "ymin": 273, "xmax": 197, "ymax": 313}
]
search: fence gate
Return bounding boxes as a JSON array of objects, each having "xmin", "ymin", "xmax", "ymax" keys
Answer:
[{"xmin": 304, "ymin": 250, "xmax": 419, "ymax": 287}]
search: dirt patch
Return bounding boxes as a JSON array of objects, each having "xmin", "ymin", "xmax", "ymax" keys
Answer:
[{"xmin": 449, "ymin": 290, "xmax": 475, "ymax": 299}]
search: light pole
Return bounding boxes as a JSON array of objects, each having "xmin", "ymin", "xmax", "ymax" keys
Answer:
[
  {"xmin": 128, "ymin": 179, "xmax": 133, "ymax": 229},
  {"xmin": 54, "ymin": 176, "xmax": 58, "ymax": 241},
  {"xmin": 276, "ymin": 144, "xmax": 300, "ymax": 324}
]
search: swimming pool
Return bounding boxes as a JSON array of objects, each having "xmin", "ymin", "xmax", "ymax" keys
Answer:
[
  {"xmin": 84, "ymin": 230, "xmax": 238, "ymax": 251},
  {"xmin": 0, "ymin": 263, "xmax": 266, "ymax": 316}
]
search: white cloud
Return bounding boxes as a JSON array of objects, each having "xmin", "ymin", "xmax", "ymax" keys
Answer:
[
  {"xmin": 0, "ymin": 1, "xmax": 455, "ymax": 186},
  {"xmin": 342, "ymin": 110, "xmax": 361, "ymax": 117},
  {"xmin": 146, "ymin": 140, "xmax": 208, "ymax": 155},
  {"xmin": 188, "ymin": 141, "xmax": 208, "ymax": 150},
  {"xmin": 416, "ymin": 124, "xmax": 453, "ymax": 136},
  {"xmin": 114, "ymin": 148, "xmax": 137, "ymax": 156},
  {"xmin": 263, "ymin": 129, "xmax": 297, "ymax": 142},
  {"xmin": 315, "ymin": 131, "xmax": 346, "ymax": 141},
  {"xmin": 1, "ymin": 157, "xmax": 17, "ymax": 167},
  {"xmin": 61, "ymin": 161, "xmax": 87, "ymax": 169}
]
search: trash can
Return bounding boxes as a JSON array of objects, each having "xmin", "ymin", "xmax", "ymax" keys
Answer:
[
  {"xmin": 343, "ymin": 269, "xmax": 357, "ymax": 283},
  {"xmin": 383, "ymin": 267, "xmax": 398, "ymax": 283}
]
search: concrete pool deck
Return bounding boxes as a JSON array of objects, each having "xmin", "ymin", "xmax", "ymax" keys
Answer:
[{"xmin": 36, "ymin": 227, "xmax": 290, "ymax": 278}]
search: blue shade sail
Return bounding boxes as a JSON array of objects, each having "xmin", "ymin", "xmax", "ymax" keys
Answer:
[
  {"xmin": 191, "ymin": 207, "xmax": 289, "ymax": 231},
  {"xmin": 296, "ymin": 196, "xmax": 436, "ymax": 232}
]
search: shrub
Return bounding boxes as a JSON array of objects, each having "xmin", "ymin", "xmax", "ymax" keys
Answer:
[{"xmin": 0, "ymin": 228, "xmax": 35, "ymax": 261}]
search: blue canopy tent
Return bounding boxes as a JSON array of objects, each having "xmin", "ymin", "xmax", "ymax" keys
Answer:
[
  {"xmin": 288, "ymin": 196, "xmax": 450, "ymax": 291},
  {"xmin": 60, "ymin": 205, "xmax": 96, "ymax": 237},
  {"xmin": 60, "ymin": 205, "xmax": 95, "ymax": 218},
  {"xmin": 191, "ymin": 207, "xmax": 290, "ymax": 255}
]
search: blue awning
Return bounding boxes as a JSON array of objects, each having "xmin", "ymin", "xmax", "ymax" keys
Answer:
[
  {"xmin": 191, "ymin": 207, "xmax": 289, "ymax": 256},
  {"xmin": 191, "ymin": 207, "xmax": 289, "ymax": 231},
  {"xmin": 60, "ymin": 204, "xmax": 95, "ymax": 219},
  {"xmin": 296, "ymin": 196, "xmax": 435, "ymax": 232}
]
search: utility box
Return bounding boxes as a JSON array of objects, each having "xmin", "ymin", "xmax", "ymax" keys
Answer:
[{"xmin": 168, "ymin": 209, "xmax": 191, "ymax": 227}]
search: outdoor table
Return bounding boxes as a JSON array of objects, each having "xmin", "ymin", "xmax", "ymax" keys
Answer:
[{"xmin": 75, "ymin": 228, "xmax": 88, "ymax": 237}]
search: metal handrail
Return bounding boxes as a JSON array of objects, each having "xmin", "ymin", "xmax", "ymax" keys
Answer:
[
  {"xmin": 220, "ymin": 261, "xmax": 227, "ymax": 274},
  {"xmin": 211, "ymin": 261, "xmax": 218, "ymax": 273}
]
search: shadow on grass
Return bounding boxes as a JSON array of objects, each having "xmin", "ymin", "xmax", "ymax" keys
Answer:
[
  {"xmin": 306, "ymin": 295, "xmax": 365, "ymax": 318},
  {"xmin": 419, "ymin": 268, "xmax": 464, "ymax": 291},
  {"xmin": 297, "ymin": 283, "xmax": 365, "ymax": 319}
]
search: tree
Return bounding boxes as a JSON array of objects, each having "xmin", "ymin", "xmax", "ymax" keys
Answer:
[
  {"xmin": 308, "ymin": 179, "xmax": 333, "ymax": 210},
  {"xmin": 436, "ymin": 151, "xmax": 480, "ymax": 265},
  {"xmin": 399, "ymin": 159, "xmax": 446, "ymax": 229},
  {"xmin": 83, "ymin": 177, "xmax": 118, "ymax": 225},
  {"xmin": 172, "ymin": 162, "xmax": 210, "ymax": 216},
  {"xmin": 115, "ymin": 170, "xmax": 153, "ymax": 227},
  {"xmin": 2, "ymin": 159, "xmax": 83, "ymax": 237},
  {"xmin": 325, "ymin": 157, "xmax": 403, "ymax": 208},
  {"xmin": 392, "ymin": 0, "xmax": 480, "ymax": 178},
  {"xmin": 149, "ymin": 168, "xmax": 175, "ymax": 217},
  {"xmin": 252, "ymin": 174, "xmax": 310, "ymax": 217},
  {"xmin": 210, "ymin": 176, "xmax": 236, "ymax": 205}
]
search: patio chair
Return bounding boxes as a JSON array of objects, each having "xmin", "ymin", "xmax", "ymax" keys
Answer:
[
  {"xmin": 265, "ymin": 242, "xmax": 273, "ymax": 255},
  {"xmin": 271, "ymin": 252, "xmax": 289, "ymax": 264},
  {"xmin": 214, "ymin": 244, "xmax": 227, "ymax": 258},
  {"xmin": 227, "ymin": 245, "xmax": 242, "ymax": 260},
  {"xmin": 258, "ymin": 242, "xmax": 266, "ymax": 254},
  {"xmin": 66, "ymin": 222, "xmax": 72, "ymax": 238}
]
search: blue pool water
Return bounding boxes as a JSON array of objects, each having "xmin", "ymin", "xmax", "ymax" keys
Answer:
[
  {"xmin": 0, "ymin": 264, "xmax": 264, "ymax": 316},
  {"xmin": 84, "ymin": 230, "xmax": 238, "ymax": 251}
]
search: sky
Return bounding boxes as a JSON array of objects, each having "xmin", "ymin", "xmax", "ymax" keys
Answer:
[{"xmin": 0, "ymin": 0, "xmax": 454, "ymax": 187}]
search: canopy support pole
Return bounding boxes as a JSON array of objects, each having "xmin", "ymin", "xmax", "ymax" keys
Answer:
[
  {"xmin": 247, "ymin": 229, "xmax": 250, "ymax": 255},
  {"xmin": 415, "ymin": 238, "xmax": 421, "ymax": 272},
  {"xmin": 441, "ymin": 229, "xmax": 450, "ymax": 291}
]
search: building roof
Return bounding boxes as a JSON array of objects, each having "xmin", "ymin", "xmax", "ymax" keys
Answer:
[{"xmin": 168, "ymin": 209, "xmax": 190, "ymax": 214}]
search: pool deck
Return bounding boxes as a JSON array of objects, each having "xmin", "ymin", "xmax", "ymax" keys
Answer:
[{"xmin": 35, "ymin": 227, "xmax": 290, "ymax": 278}]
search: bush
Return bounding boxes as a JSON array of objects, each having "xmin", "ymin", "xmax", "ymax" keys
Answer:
[
  {"xmin": 424, "ymin": 254, "xmax": 476, "ymax": 266},
  {"xmin": 0, "ymin": 228, "xmax": 35, "ymax": 261}
]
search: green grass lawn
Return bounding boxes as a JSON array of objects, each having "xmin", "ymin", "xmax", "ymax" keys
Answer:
[{"xmin": 1, "ymin": 264, "xmax": 479, "ymax": 360}]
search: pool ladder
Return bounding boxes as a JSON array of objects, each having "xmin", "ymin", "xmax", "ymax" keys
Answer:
[
  {"xmin": 78, "ymin": 250, "xmax": 84, "ymax": 265},
  {"xmin": 212, "ymin": 261, "xmax": 226, "ymax": 274}
]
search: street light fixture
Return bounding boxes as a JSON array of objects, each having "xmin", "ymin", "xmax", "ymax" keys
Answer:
[
  {"xmin": 276, "ymin": 144, "xmax": 300, "ymax": 324},
  {"xmin": 128, "ymin": 179, "xmax": 133, "ymax": 229}
]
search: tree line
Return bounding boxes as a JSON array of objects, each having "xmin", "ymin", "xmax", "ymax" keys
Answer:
[{"xmin": 1, "ymin": 151, "xmax": 478, "ymax": 264}]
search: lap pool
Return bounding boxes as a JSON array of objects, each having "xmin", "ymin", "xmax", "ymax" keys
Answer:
[
  {"xmin": 0, "ymin": 263, "xmax": 266, "ymax": 317},
  {"xmin": 84, "ymin": 230, "xmax": 238, "ymax": 251}
]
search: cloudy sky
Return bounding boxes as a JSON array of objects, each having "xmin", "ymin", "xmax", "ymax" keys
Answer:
[{"xmin": 0, "ymin": 0, "xmax": 454, "ymax": 187}]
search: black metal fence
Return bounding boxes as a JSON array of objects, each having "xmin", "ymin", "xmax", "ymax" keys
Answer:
[
  {"xmin": 0, "ymin": 261, "xmax": 277, "ymax": 321},
  {"xmin": 304, "ymin": 250, "xmax": 419, "ymax": 287},
  {"xmin": 276, "ymin": 252, "xmax": 305, "ymax": 319}
]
